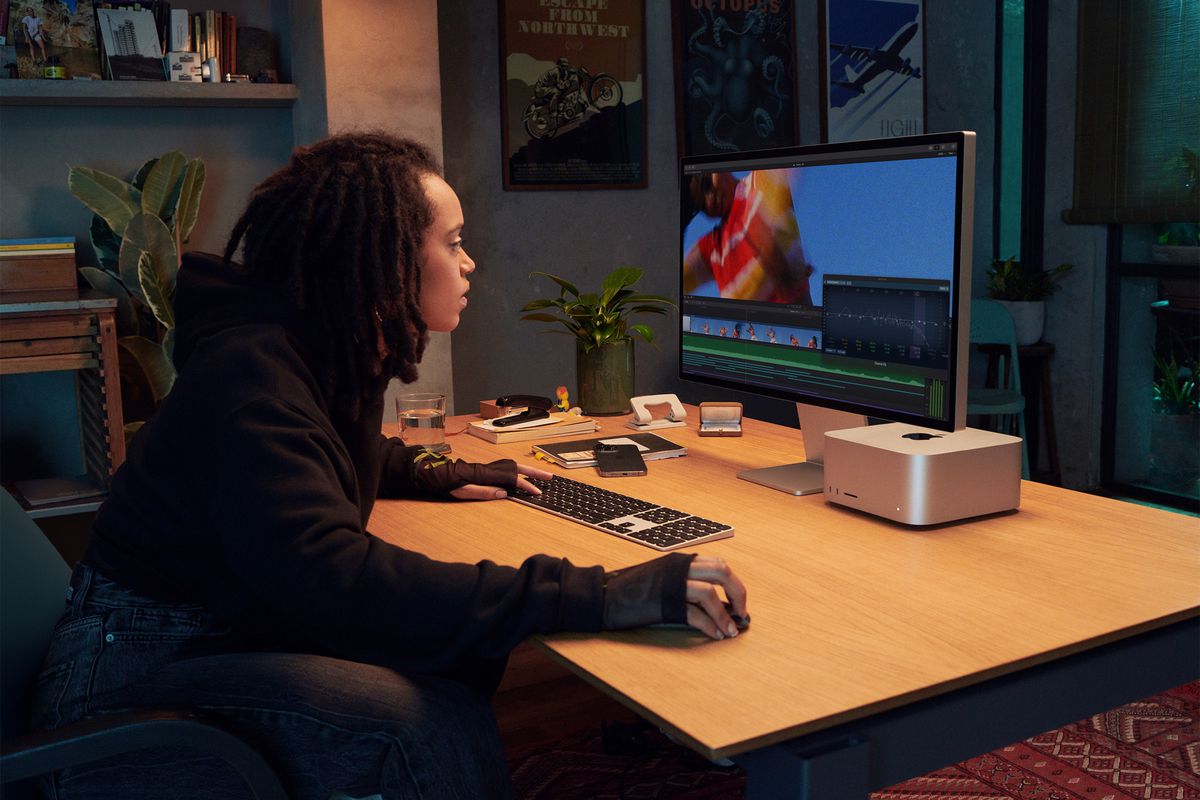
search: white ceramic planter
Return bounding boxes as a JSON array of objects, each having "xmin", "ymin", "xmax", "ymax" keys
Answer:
[{"xmin": 995, "ymin": 300, "xmax": 1044, "ymax": 346}]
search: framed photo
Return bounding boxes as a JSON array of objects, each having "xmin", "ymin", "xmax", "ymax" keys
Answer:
[
  {"xmin": 820, "ymin": 0, "xmax": 926, "ymax": 143},
  {"xmin": 673, "ymin": 1, "xmax": 798, "ymax": 158},
  {"xmin": 498, "ymin": 0, "xmax": 646, "ymax": 190},
  {"xmin": 6, "ymin": 0, "xmax": 101, "ymax": 80}
]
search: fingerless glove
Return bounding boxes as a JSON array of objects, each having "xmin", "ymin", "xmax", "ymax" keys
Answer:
[
  {"xmin": 601, "ymin": 552, "xmax": 695, "ymax": 629},
  {"xmin": 411, "ymin": 449, "xmax": 519, "ymax": 495}
]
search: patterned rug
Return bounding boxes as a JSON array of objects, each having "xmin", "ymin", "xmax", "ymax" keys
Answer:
[{"xmin": 507, "ymin": 681, "xmax": 1200, "ymax": 799}]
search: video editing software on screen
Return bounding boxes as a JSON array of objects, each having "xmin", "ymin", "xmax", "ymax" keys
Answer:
[{"xmin": 680, "ymin": 140, "xmax": 961, "ymax": 424}]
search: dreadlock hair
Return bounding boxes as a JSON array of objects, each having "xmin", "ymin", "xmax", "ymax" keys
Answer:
[{"xmin": 223, "ymin": 132, "xmax": 441, "ymax": 421}]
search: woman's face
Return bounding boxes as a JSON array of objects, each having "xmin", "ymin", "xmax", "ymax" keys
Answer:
[{"xmin": 418, "ymin": 174, "xmax": 475, "ymax": 333}]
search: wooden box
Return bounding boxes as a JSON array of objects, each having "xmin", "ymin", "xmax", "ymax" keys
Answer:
[{"xmin": 0, "ymin": 254, "xmax": 80, "ymax": 297}]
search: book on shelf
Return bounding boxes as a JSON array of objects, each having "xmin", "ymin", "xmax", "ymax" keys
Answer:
[
  {"xmin": 466, "ymin": 412, "xmax": 599, "ymax": 445},
  {"xmin": 11, "ymin": 475, "xmax": 106, "ymax": 509},
  {"xmin": 0, "ymin": 237, "xmax": 76, "ymax": 254},
  {"xmin": 531, "ymin": 432, "xmax": 687, "ymax": 469}
]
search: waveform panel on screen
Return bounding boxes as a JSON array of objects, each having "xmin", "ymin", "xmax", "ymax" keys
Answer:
[{"xmin": 821, "ymin": 275, "xmax": 950, "ymax": 369}]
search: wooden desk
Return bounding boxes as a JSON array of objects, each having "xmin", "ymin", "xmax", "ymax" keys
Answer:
[
  {"xmin": 0, "ymin": 291, "xmax": 125, "ymax": 515},
  {"xmin": 370, "ymin": 409, "xmax": 1200, "ymax": 798}
]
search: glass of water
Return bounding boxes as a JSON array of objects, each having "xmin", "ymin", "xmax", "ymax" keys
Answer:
[{"xmin": 395, "ymin": 392, "xmax": 449, "ymax": 453}]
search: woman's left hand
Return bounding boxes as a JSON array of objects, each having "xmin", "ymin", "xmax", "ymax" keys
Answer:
[{"xmin": 450, "ymin": 462, "xmax": 553, "ymax": 501}]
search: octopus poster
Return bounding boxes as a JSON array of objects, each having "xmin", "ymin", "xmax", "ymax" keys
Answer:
[
  {"xmin": 821, "ymin": 0, "xmax": 926, "ymax": 143},
  {"xmin": 673, "ymin": 1, "xmax": 798, "ymax": 157},
  {"xmin": 499, "ymin": 0, "xmax": 647, "ymax": 190}
]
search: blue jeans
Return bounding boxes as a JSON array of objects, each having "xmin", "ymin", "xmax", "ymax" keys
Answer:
[{"xmin": 31, "ymin": 563, "xmax": 512, "ymax": 799}]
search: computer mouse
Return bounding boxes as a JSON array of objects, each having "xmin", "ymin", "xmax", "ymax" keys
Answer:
[
  {"xmin": 726, "ymin": 602, "xmax": 751, "ymax": 631},
  {"xmin": 650, "ymin": 602, "xmax": 749, "ymax": 633}
]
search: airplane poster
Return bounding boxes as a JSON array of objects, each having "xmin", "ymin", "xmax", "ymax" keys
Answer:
[{"xmin": 821, "ymin": 0, "xmax": 926, "ymax": 143}]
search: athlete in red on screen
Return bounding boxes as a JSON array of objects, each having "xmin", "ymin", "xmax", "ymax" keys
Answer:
[{"xmin": 683, "ymin": 170, "xmax": 814, "ymax": 306}]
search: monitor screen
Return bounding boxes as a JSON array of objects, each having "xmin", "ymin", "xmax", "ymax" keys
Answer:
[{"xmin": 678, "ymin": 131, "xmax": 975, "ymax": 433}]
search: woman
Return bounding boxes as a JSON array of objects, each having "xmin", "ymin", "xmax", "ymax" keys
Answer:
[{"xmin": 31, "ymin": 133, "xmax": 748, "ymax": 799}]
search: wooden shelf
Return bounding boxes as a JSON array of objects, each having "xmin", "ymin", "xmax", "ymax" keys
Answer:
[{"xmin": 0, "ymin": 79, "xmax": 298, "ymax": 107}]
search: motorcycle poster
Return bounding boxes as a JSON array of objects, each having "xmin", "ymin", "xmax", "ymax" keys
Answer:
[{"xmin": 499, "ymin": 0, "xmax": 646, "ymax": 190}]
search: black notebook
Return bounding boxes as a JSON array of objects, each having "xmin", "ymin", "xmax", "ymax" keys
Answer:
[{"xmin": 531, "ymin": 432, "xmax": 686, "ymax": 469}]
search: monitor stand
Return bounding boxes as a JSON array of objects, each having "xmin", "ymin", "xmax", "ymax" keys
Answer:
[{"xmin": 737, "ymin": 403, "xmax": 867, "ymax": 495}]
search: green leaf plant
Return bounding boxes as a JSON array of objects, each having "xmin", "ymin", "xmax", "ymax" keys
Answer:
[
  {"xmin": 1153, "ymin": 353, "xmax": 1199, "ymax": 416},
  {"xmin": 68, "ymin": 152, "xmax": 206, "ymax": 434},
  {"xmin": 985, "ymin": 256, "xmax": 1074, "ymax": 302},
  {"xmin": 519, "ymin": 266, "xmax": 675, "ymax": 353}
]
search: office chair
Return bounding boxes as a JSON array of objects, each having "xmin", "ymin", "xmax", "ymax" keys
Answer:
[
  {"xmin": 0, "ymin": 490, "xmax": 289, "ymax": 800},
  {"xmin": 967, "ymin": 299, "xmax": 1030, "ymax": 479}
]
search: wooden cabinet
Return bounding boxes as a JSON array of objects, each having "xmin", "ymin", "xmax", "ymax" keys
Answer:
[{"xmin": 0, "ymin": 291, "xmax": 125, "ymax": 516}]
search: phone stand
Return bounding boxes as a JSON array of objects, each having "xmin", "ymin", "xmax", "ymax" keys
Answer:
[{"xmin": 627, "ymin": 394, "xmax": 687, "ymax": 431}]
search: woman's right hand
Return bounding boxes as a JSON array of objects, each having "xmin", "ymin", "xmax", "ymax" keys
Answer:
[{"xmin": 684, "ymin": 557, "xmax": 749, "ymax": 640}]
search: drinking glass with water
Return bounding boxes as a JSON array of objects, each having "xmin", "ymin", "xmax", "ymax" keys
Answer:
[{"xmin": 396, "ymin": 392, "xmax": 450, "ymax": 453}]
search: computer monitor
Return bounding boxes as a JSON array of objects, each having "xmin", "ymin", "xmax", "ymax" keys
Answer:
[{"xmin": 678, "ymin": 131, "xmax": 976, "ymax": 495}]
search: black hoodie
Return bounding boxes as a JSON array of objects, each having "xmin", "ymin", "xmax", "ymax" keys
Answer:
[{"xmin": 85, "ymin": 253, "xmax": 610, "ymax": 683}]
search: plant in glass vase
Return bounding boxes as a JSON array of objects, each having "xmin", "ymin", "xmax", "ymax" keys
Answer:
[
  {"xmin": 519, "ymin": 266, "xmax": 674, "ymax": 415},
  {"xmin": 984, "ymin": 256, "xmax": 1074, "ymax": 345}
]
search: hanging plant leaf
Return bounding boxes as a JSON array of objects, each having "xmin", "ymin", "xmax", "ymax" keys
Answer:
[
  {"xmin": 137, "ymin": 251, "xmax": 176, "ymax": 330},
  {"xmin": 528, "ymin": 271, "xmax": 580, "ymax": 297},
  {"xmin": 132, "ymin": 156, "xmax": 159, "ymax": 191},
  {"xmin": 89, "ymin": 214, "xmax": 122, "ymax": 272},
  {"xmin": 68, "ymin": 166, "xmax": 140, "ymax": 238},
  {"xmin": 119, "ymin": 335, "xmax": 177, "ymax": 402},
  {"xmin": 140, "ymin": 151, "xmax": 187, "ymax": 221},
  {"xmin": 118, "ymin": 213, "xmax": 178, "ymax": 310},
  {"xmin": 175, "ymin": 158, "xmax": 206, "ymax": 243}
]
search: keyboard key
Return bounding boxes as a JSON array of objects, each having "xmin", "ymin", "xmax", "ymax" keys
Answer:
[{"xmin": 509, "ymin": 475, "xmax": 733, "ymax": 551}]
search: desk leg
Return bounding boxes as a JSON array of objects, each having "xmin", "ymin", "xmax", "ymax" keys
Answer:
[{"xmin": 737, "ymin": 733, "xmax": 869, "ymax": 799}]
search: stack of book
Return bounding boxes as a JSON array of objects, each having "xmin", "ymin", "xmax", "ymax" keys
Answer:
[
  {"xmin": 531, "ymin": 433, "xmax": 687, "ymax": 469},
  {"xmin": 466, "ymin": 412, "xmax": 599, "ymax": 445},
  {"xmin": 0, "ymin": 238, "xmax": 78, "ymax": 299},
  {"xmin": 190, "ymin": 9, "xmax": 238, "ymax": 77}
]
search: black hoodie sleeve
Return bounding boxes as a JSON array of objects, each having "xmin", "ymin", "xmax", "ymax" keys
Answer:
[{"xmin": 210, "ymin": 398, "xmax": 605, "ymax": 675}]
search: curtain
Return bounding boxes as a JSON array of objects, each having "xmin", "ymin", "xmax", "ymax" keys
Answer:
[{"xmin": 1064, "ymin": 0, "xmax": 1199, "ymax": 224}]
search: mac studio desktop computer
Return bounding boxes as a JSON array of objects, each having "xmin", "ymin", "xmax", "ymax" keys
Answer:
[{"xmin": 678, "ymin": 131, "xmax": 1021, "ymax": 525}]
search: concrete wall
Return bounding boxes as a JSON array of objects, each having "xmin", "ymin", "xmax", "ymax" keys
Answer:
[
  {"xmin": 438, "ymin": 1, "xmax": 1001, "ymax": 432},
  {"xmin": 1042, "ymin": 0, "xmax": 1107, "ymax": 489},
  {"xmin": 312, "ymin": 0, "xmax": 454, "ymax": 423}
]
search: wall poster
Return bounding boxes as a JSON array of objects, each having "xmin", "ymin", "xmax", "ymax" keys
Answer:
[
  {"xmin": 499, "ymin": 0, "xmax": 646, "ymax": 190},
  {"xmin": 673, "ymin": 1, "xmax": 799, "ymax": 158},
  {"xmin": 821, "ymin": 0, "xmax": 926, "ymax": 143}
]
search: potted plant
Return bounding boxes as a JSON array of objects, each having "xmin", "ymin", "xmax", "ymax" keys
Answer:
[
  {"xmin": 1149, "ymin": 353, "xmax": 1199, "ymax": 489},
  {"xmin": 984, "ymin": 256, "xmax": 1074, "ymax": 345},
  {"xmin": 68, "ymin": 151, "xmax": 206, "ymax": 435},
  {"xmin": 520, "ymin": 266, "xmax": 674, "ymax": 415},
  {"xmin": 1151, "ymin": 145, "xmax": 1200, "ymax": 268}
]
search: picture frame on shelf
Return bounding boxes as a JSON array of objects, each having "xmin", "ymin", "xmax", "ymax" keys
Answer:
[
  {"xmin": 6, "ymin": 0, "xmax": 101, "ymax": 80},
  {"xmin": 95, "ymin": 5, "xmax": 163, "ymax": 81},
  {"xmin": 672, "ymin": 1, "xmax": 799, "ymax": 158},
  {"xmin": 498, "ymin": 0, "xmax": 647, "ymax": 190},
  {"xmin": 820, "ymin": 0, "xmax": 926, "ymax": 143}
]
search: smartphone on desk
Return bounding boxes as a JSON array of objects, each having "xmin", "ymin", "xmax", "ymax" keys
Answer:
[{"xmin": 594, "ymin": 443, "xmax": 647, "ymax": 477}]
